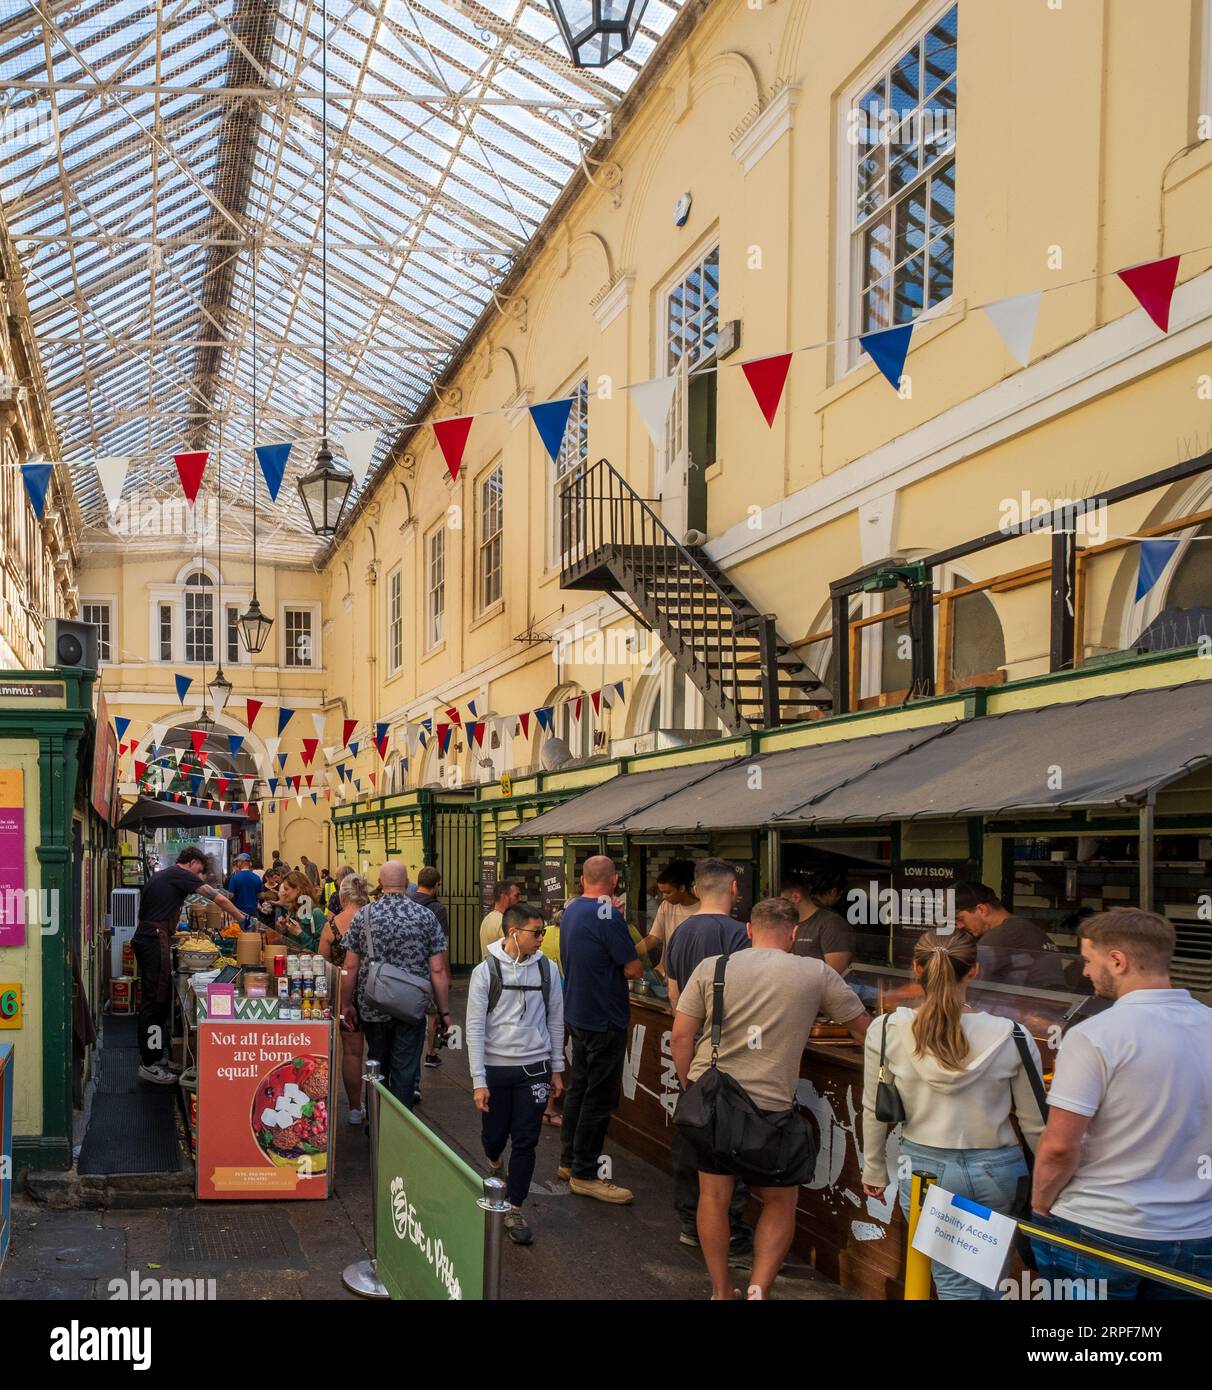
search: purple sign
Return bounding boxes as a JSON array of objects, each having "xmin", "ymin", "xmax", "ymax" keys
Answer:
[{"xmin": 0, "ymin": 771, "xmax": 26, "ymax": 947}]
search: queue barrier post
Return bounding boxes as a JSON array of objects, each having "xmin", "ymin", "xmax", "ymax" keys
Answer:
[
  {"xmin": 342, "ymin": 1058, "xmax": 390, "ymax": 1299},
  {"xmin": 477, "ymin": 1176, "xmax": 510, "ymax": 1301},
  {"xmin": 903, "ymin": 1170, "xmax": 937, "ymax": 1301}
]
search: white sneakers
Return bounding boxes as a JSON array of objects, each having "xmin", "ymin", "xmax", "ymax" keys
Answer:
[
  {"xmin": 138, "ymin": 1063, "xmax": 177, "ymax": 1086},
  {"xmin": 347, "ymin": 1109, "xmax": 365, "ymax": 1125}
]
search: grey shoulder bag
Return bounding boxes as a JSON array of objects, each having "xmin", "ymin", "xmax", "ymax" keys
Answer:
[{"xmin": 361, "ymin": 901, "xmax": 433, "ymax": 1025}]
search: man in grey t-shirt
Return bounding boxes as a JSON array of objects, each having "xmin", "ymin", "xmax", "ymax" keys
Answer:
[{"xmin": 952, "ymin": 880, "xmax": 1066, "ymax": 989}]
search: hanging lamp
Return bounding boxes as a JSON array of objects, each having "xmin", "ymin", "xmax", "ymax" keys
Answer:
[{"xmin": 547, "ymin": 1, "xmax": 651, "ymax": 68}]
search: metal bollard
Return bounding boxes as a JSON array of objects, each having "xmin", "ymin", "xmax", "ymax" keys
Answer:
[
  {"xmin": 477, "ymin": 1175, "xmax": 510, "ymax": 1301},
  {"xmin": 903, "ymin": 1169, "xmax": 937, "ymax": 1300},
  {"xmin": 342, "ymin": 1058, "xmax": 390, "ymax": 1299}
]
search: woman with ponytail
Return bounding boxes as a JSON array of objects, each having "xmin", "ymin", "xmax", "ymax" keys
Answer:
[{"xmin": 860, "ymin": 929, "xmax": 1046, "ymax": 1299}]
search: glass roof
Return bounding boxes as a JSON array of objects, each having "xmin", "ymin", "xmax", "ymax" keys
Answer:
[{"xmin": 0, "ymin": 0, "xmax": 683, "ymax": 561}]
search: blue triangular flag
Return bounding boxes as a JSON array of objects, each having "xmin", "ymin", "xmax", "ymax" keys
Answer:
[
  {"xmin": 255, "ymin": 442, "xmax": 292, "ymax": 503},
  {"xmin": 21, "ymin": 463, "xmax": 53, "ymax": 519},
  {"xmin": 310, "ymin": 792, "xmax": 317, "ymax": 805},
  {"xmin": 189, "ymin": 774, "xmax": 202, "ymax": 795},
  {"xmin": 354, "ymin": 778, "xmax": 361, "ymax": 791},
  {"xmin": 174, "ymin": 673, "xmax": 192, "ymax": 704},
  {"xmin": 277, "ymin": 752, "xmax": 288, "ymax": 769},
  {"xmin": 1136, "ymin": 538, "xmax": 1180, "ymax": 602},
  {"xmin": 467, "ymin": 699, "xmax": 479, "ymax": 719},
  {"xmin": 529, "ymin": 398, "xmax": 575, "ymax": 463},
  {"xmin": 859, "ymin": 323, "xmax": 914, "ymax": 390},
  {"xmin": 114, "ymin": 716, "xmax": 131, "ymax": 741},
  {"xmin": 535, "ymin": 706, "xmax": 554, "ymax": 733},
  {"xmin": 228, "ymin": 734, "xmax": 244, "ymax": 758},
  {"xmin": 269, "ymin": 778, "xmax": 279, "ymax": 793},
  {"xmin": 417, "ymin": 731, "xmax": 428, "ymax": 749},
  {"xmin": 420, "ymin": 718, "xmax": 432, "ymax": 736},
  {"xmin": 277, "ymin": 707, "xmax": 294, "ymax": 735},
  {"xmin": 349, "ymin": 740, "xmax": 360, "ymax": 758}
]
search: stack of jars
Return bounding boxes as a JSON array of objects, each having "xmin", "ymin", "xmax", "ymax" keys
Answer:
[{"xmin": 274, "ymin": 952, "xmax": 331, "ymax": 1021}]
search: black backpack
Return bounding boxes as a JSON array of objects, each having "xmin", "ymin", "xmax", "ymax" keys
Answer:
[{"xmin": 486, "ymin": 952, "xmax": 553, "ymax": 1015}]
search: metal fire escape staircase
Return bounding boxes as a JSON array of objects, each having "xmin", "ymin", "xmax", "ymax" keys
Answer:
[{"xmin": 559, "ymin": 458, "xmax": 830, "ymax": 734}]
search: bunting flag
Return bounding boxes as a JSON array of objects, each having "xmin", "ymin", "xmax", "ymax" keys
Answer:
[
  {"xmin": 246, "ymin": 698, "xmax": 263, "ymax": 729},
  {"xmin": 374, "ymin": 722, "xmax": 389, "ymax": 758},
  {"xmin": 304, "ymin": 774, "xmax": 314, "ymax": 789},
  {"xmin": 149, "ymin": 720, "xmax": 169, "ymax": 750},
  {"xmin": 342, "ymin": 718, "xmax": 358, "ymax": 747},
  {"xmin": 21, "ymin": 463, "xmax": 53, "ymax": 519},
  {"xmin": 311, "ymin": 712, "xmax": 326, "ymax": 741},
  {"xmin": 269, "ymin": 778, "xmax": 279, "ymax": 794},
  {"xmin": 189, "ymin": 774, "xmax": 202, "ymax": 796},
  {"xmin": 310, "ymin": 792, "xmax": 318, "ymax": 805},
  {"xmin": 174, "ymin": 451, "xmax": 208, "ymax": 504},
  {"xmin": 228, "ymin": 734, "xmax": 245, "ymax": 759},
  {"xmin": 518, "ymin": 711, "xmax": 532, "ymax": 739},
  {"xmin": 216, "ymin": 777, "xmax": 229, "ymax": 796},
  {"xmin": 529, "ymin": 397, "xmax": 575, "ymax": 462},
  {"xmin": 535, "ymin": 706, "xmax": 554, "ymax": 733},
  {"xmin": 118, "ymin": 744, "xmax": 128, "ymax": 757},
  {"xmin": 174, "ymin": 674, "xmax": 192, "ymax": 704},
  {"xmin": 209, "ymin": 682, "xmax": 230, "ymax": 719},
  {"xmin": 444, "ymin": 706, "xmax": 461, "ymax": 727},
  {"xmin": 1118, "ymin": 255, "xmax": 1180, "ymax": 333},
  {"xmin": 369, "ymin": 772, "xmax": 377, "ymax": 788},
  {"xmin": 114, "ymin": 716, "xmax": 131, "ymax": 741},
  {"xmin": 348, "ymin": 740, "xmax": 360, "ymax": 759},
  {"xmin": 134, "ymin": 760, "xmax": 147, "ymax": 782},
  {"xmin": 277, "ymin": 707, "xmax": 295, "ymax": 735},
  {"xmin": 471, "ymin": 721, "xmax": 486, "ymax": 748},
  {"xmin": 573, "ymin": 695, "xmax": 584, "ymax": 722},
  {"xmin": 242, "ymin": 776, "xmax": 255, "ymax": 798},
  {"xmin": 1135, "ymin": 538, "xmax": 1180, "ymax": 602},
  {"xmin": 95, "ymin": 457, "xmax": 131, "ymax": 517},
  {"xmin": 354, "ymin": 780, "xmax": 361, "ymax": 792},
  {"xmin": 129, "ymin": 738, "xmax": 139, "ymax": 754},
  {"xmin": 301, "ymin": 738, "xmax": 319, "ymax": 766},
  {"xmin": 630, "ymin": 376, "xmax": 678, "ymax": 448},
  {"xmin": 190, "ymin": 730, "xmax": 206, "ymax": 756},
  {"xmin": 433, "ymin": 415, "xmax": 474, "ymax": 481},
  {"xmin": 741, "ymin": 353, "xmax": 794, "ymax": 427},
  {"xmin": 254, "ymin": 442, "xmax": 292, "ymax": 502},
  {"xmin": 590, "ymin": 689, "xmax": 602, "ymax": 715},
  {"xmin": 436, "ymin": 722, "xmax": 450, "ymax": 753},
  {"xmin": 339, "ymin": 428, "xmax": 381, "ymax": 487},
  {"xmin": 467, "ymin": 699, "xmax": 479, "ymax": 719},
  {"xmin": 265, "ymin": 736, "xmax": 281, "ymax": 761},
  {"xmin": 614, "ymin": 681, "xmax": 625, "ymax": 702},
  {"xmin": 277, "ymin": 753, "xmax": 289, "ymax": 769},
  {"xmin": 420, "ymin": 719, "xmax": 432, "ymax": 736},
  {"xmin": 197, "ymin": 750, "xmax": 208, "ymax": 768},
  {"xmin": 982, "ymin": 291, "xmax": 1042, "ymax": 369},
  {"xmin": 859, "ymin": 323, "xmax": 914, "ymax": 390}
]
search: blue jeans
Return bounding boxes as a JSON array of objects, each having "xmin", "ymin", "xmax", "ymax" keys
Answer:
[
  {"xmin": 1030, "ymin": 1212, "xmax": 1212, "ymax": 1300},
  {"xmin": 898, "ymin": 1140, "xmax": 1028, "ymax": 1300},
  {"xmin": 363, "ymin": 1019, "xmax": 426, "ymax": 1112}
]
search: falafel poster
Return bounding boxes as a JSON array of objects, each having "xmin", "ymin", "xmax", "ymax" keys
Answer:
[{"xmin": 197, "ymin": 1022, "xmax": 334, "ymax": 1200}]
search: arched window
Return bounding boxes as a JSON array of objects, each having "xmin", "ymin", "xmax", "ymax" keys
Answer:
[
  {"xmin": 629, "ymin": 654, "xmax": 724, "ymax": 737},
  {"xmin": 184, "ymin": 571, "xmax": 214, "ymax": 663},
  {"xmin": 533, "ymin": 684, "xmax": 592, "ymax": 766}
]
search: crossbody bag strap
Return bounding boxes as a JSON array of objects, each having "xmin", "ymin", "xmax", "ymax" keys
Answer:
[
  {"xmin": 709, "ymin": 954, "xmax": 727, "ymax": 1067},
  {"xmin": 1011, "ymin": 1023, "xmax": 1049, "ymax": 1119},
  {"xmin": 877, "ymin": 1010, "xmax": 892, "ymax": 1082},
  {"xmin": 363, "ymin": 901, "xmax": 377, "ymax": 962}
]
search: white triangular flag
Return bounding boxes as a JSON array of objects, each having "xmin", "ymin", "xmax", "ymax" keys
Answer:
[
  {"xmin": 601, "ymin": 684, "xmax": 617, "ymax": 709},
  {"xmin": 209, "ymin": 684, "xmax": 230, "ymax": 720},
  {"xmin": 629, "ymin": 376, "xmax": 678, "ymax": 448},
  {"xmin": 338, "ymin": 428, "xmax": 380, "ymax": 487},
  {"xmin": 242, "ymin": 776, "xmax": 255, "ymax": 798},
  {"xmin": 148, "ymin": 720, "xmax": 169, "ymax": 750},
  {"xmin": 95, "ymin": 457, "xmax": 131, "ymax": 518},
  {"xmin": 982, "ymin": 291, "xmax": 1041, "ymax": 369},
  {"xmin": 311, "ymin": 712, "xmax": 326, "ymax": 740},
  {"xmin": 265, "ymin": 735, "xmax": 281, "ymax": 761}
]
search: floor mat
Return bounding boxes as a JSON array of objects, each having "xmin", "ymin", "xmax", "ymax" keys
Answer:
[{"xmin": 77, "ymin": 1092, "xmax": 183, "ymax": 1175}]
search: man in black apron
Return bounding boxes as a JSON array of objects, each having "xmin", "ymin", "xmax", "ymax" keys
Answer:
[{"xmin": 134, "ymin": 847, "xmax": 246, "ymax": 1085}]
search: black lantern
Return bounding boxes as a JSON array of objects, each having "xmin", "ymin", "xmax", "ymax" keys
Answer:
[
  {"xmin": 298, "ymin": 440, "xmax": 353, "ymax": 538},
  {"xmin": 238, "ymin": 595, "xmax": 273, "ymax": 654},
  {"xmin": 548, "ymin": 0, "xmax": 651, "ymax": 68}
]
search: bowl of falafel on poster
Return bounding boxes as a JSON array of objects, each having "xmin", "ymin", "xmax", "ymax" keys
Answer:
[{"xmin": 253, "ymin": 1055, "xmax": 330, "ymax": 1176}]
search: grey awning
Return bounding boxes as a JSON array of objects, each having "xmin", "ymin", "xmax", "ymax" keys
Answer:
[
  {"xmin": 791, "ymin": 681, "xmax": 1212, "ymax": 825},
  {"xmin": 502, "ymin": 758, "xmax": 738, "ymax": 838},
  {"xmin": 612, "ymin": 724, "xmax": 950, "ymax": 832}
]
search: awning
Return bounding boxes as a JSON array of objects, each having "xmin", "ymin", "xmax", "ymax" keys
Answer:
[
  {"xmin": 502, "ymin": 758, "xmax": 738, "ymax": 838},
  {"xmin": 790, "ymin": 681, "xmax": 1212, "ymax": 825},
  {"xmin": 610, "ymin": 725, "xmax": 951, "ymax": 832},
  {"xmin": 117, "ymin": 796, "xmax": 252, "ymax": 831}
]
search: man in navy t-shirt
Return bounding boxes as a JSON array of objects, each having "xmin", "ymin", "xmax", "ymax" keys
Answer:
[
  {"xmin": 663, "ymin": 856, "xmax": 754, "ymax": 1260},
  {"xmin": 558, "ymin": 855, "xmax": 643, "ymax": 1204},
  {"xmin": 226, "ymin": 854, "xmax": 263, "ymax": 918}
]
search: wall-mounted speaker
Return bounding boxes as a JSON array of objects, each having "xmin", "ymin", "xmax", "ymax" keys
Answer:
[{"xmin": 45, "ymin": 618, "xmax": 99, "ymax": 673}]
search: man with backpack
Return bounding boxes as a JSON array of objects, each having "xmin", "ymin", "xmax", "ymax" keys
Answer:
[{"xmin": 466, "ymin": 902, "xmax": 565, "ymax": 1245}]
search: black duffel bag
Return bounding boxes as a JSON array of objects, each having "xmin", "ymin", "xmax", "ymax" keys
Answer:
[{"xmin": 674, "ymin": 955, "xmax": 819, "ymax": 1187}]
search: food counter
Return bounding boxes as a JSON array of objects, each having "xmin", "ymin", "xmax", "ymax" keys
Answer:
[{"xmin": 609, "ymin": 968, "xmax": 1102, "ymax": 1299}]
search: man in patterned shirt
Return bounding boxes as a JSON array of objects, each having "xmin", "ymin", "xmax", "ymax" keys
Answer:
[{"xmin": 341, "ymin": 861, "xmax": 451, "ymax": 1111}]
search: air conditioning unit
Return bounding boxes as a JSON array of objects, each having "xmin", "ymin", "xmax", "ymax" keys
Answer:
[{"xmin": 109, "ymin": 888, "xmax": 140, "ymax": 975}]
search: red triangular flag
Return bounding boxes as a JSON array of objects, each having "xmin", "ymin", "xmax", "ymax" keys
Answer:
[
  {"xmin": 445, "ymin": 706, "xmax": 462, "ymax": 727},
  {"xmin": 301, "ymin": 738, "xmax": 319, "ymax": 766},
  {"xmin": 197, "ymin": 750, "xmax": 208, "ymax": 767},
  {"xmin": 433, "ymin": 416, "xmax": 473, "ymax": 481},
  {"xmin": 190, "ymin": 730, "xmax": 206, "ymax": 755},
  {"xmin": 216, "ymin": 777, "xmax": 229, "ymax": 795},
  {"xmin": 1118, "ymin": 256, "xmax": 1180, "ymax": 333},
  {"xmin": 518, "ymin": 711, "xmax": 531, "ymax": 739},
  {"xmin": 118, "ymin": 743, "xmax": 127, "ymax": 757},
  {"xmin": 342, "ymin": 718, "xmax": 357, "ymax": 747},
  {"xmin": 134, "ymin": 760, "xmax": 147, "ymax": 781},
  {"xmin": 246, "ymin": 698, "xmax": 263, "ymax": 729},
  {"xmin": 129, "ymin": 738, "xmax": 139, "ymax": 753},
  {"xmin": 174, "ymin": 451, "xmax": 209, "ymax": 504},
  {"xmin": 591, "ymin": 689, "xmax": 603, "ymax": 715},
  {"xmin": 471, "ymin": 721, "xmax": 485, "ymax": 748},
  {"xmin": 741, "ymin": 353, "xmax": 793, "ymax": 427},
  {"xmin": 369, "ymin": 772, "xmax": 377, "ymax": 787}
]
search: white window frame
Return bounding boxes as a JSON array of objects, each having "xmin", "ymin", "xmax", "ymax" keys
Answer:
[
  {"xmin": 477, "ymin": 463, "xmax": 504, "ymax": 612},
  {"xmin": 183, "ymin": 571, "xmax": 216, "ymax": 664},
  {"xmin": 224, "ymin": 603, "xmax": 243, "ymax": 666},
  {"xmin": 656, "ymin": 241, "xmax": 721, "ymax": 490},
  {"xmin": 280, "ymin": 604, "xmax": 321, "ymax": 669},
  {"xmin": 549, "ymin": 375, "xmax": 589, "ymax": 568},
  {"xmin": 834, "ymin": 1, "xmax": 958, "ymax": 378},
  {"xmin": 425, "ymin": 525, "xmax": 446, "ymax": 651},
  {"xmin": 81, "ymin": 599, "xmax": 113, "ymax": 663},
  {"xmin": 387, "ymin": 568, "xmax": 402, "ymax": 675}
]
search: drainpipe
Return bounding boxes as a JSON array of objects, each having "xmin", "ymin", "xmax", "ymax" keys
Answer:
[{"xmin": 1138, "ymin": 790, "xmax": 1156, "ymax": 912}]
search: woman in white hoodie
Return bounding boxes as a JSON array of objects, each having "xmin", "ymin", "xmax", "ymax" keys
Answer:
[
  {"xmin": 861, "ymin": 929, "xmax": 1046, "ymax": 1299},
  {"xmin": 466, "ymin": 902, "xmax": 565, "ymax": 1245}
]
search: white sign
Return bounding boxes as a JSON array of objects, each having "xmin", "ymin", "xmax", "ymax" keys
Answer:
[{"xmin": 911, "ymin": 1184, "xmax": 1018, "ymax": 1291}]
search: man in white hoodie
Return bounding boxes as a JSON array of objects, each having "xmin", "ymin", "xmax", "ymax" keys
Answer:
[{"xmin": 466, "ymin": 902, "xmax": 566, "ymax": 1245}]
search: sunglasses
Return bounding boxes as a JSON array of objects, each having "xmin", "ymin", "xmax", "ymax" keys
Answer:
[{"xmin": 520, "ymin": 926, "xmax": 546, "ymax": 938}]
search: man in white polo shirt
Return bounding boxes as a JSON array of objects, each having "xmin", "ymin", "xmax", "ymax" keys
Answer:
[{"xmin": 1030, "ymin": 907, "xmax": 1212, "ymax": 1298}]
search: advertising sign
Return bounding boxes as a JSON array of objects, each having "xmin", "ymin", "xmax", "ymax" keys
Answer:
[
  {"xmin": 0, "ymin": 771, "xmax": 25, "ymax": 948},
  {"xmin": 541, "ymin": 860, "xmax": 565, "ymax": 920},
  {"xmin": 91, "ymin": 693, "xmax": 119, "ymax": 825},
  {"xmin": 479, "ymin": 857, "xmax": 498, "ymax": 913},
  {"xmin": 197, "ymin": 1021, "xmax": 333, "ymax": 1200},
  {"xmin": 0, "ymin": 984, "xmax": 21, "ymax": 1028},
  {"xmin": 374, "ymin": 1081, "xmax": 486, "ymax": 1301},
  {"xmin": 911, "ymin": 1183, "xmax": 1018, "ymax": 1291}
]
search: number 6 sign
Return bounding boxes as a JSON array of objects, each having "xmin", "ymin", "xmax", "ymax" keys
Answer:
[{"xmin": 0, "ymin": 984, "xmax": 21, "ymax": 1029}]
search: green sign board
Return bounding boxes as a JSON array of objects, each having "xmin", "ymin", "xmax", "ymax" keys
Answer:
[{"xmin": 374, "ymin": 1081, "xmax": 486, "ymax": 1301}]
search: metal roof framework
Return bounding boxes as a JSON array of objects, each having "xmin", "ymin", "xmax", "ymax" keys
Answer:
[{"xmin": 0, "ymin": 0, "xmax": 684, "ymax": 562}]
